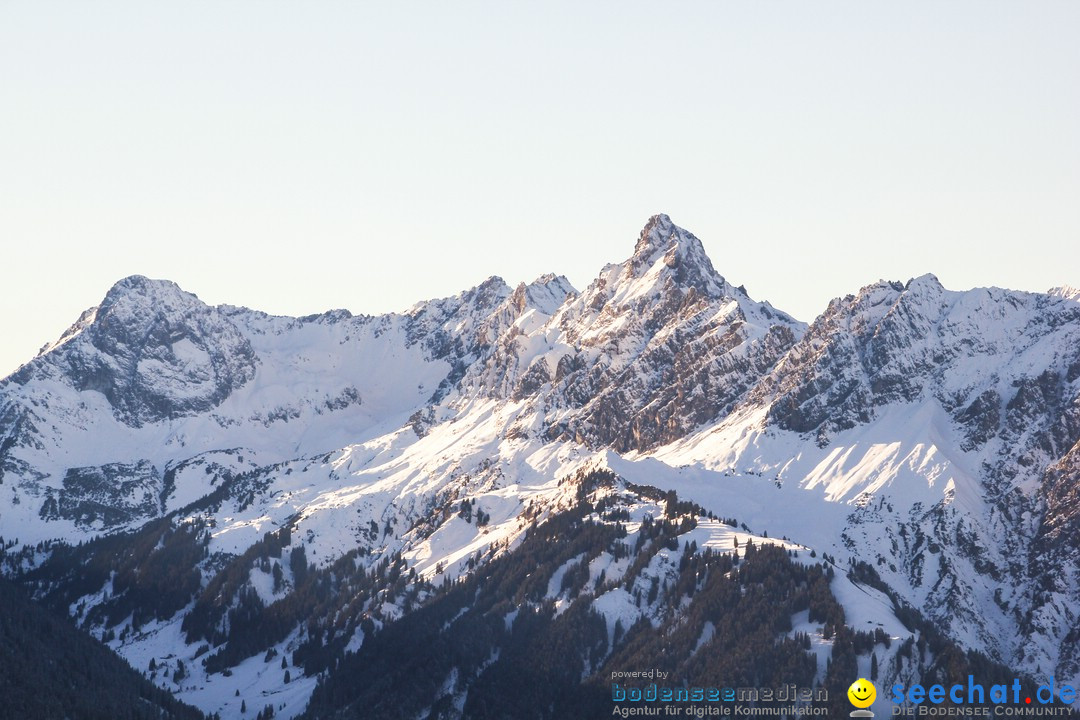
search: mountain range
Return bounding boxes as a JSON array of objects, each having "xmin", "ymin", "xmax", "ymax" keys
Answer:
[{"xmin": 1, "ymin": 215, "xmax": 1078, "ymax": 718}]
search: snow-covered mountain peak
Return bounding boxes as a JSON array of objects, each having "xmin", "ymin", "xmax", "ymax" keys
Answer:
[
  {"xmin": 626, "ymin": 213, "xmax": 727, "ymax": 298},
  {"xmin": 100, "ymin": 273, "xmax": 192, "ymax": 306},
  {"xmin": 464, "ymin": 275, "xmax": 511, "ymax": 307},
  {"xmin": 403, "ymin": 275, "xmax": 510, "ymax": 323},
  {"xmin": 1049, "ymin": 284, "xmax": 1080, "ymax": 302},
  {"xmin": 6, "ymin": 275, "xmax": 258, "ymax": 426},
  {"xmin": 903, "ymin": 272, "xmax": 944, "ymax": 294},
  {"xmin": 28, "ymin": 276, "xmax": 196, "ymax": 361},
  {"xmin": 439, "ymin": 217, "xmax": 808, "ymax": 452},
  {"xmin": 508, "ymin": 274, "xmax": 576, "ymax": 316},
  {"xmin": 632, "ymin": 213, "xmax": 677, "ymax": 255},
  {"xmin": 632, "ymin": 213, "xmax": 701, "ymax": 259}
]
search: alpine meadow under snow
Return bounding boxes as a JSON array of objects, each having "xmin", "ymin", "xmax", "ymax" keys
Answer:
[{"xmin": 1, "ymin": 215, "xmax": 1078, "ymax": 719}]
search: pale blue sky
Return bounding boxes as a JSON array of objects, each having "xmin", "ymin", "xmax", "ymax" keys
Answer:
[{"xmin": 2, "ymin": 2, "xmax": 1078, "ymax": 378}]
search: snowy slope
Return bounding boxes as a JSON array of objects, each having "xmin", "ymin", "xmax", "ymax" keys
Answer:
[{"xmin": 0, "ymin": 274, "xmax": 525, "ymax": 545}]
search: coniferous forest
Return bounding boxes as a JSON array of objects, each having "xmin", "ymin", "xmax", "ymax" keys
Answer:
[{"xmin": 0, "ymin": 576, "xmax": 206, "ymax": 720}]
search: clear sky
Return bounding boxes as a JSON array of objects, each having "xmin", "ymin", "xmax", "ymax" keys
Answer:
[{"xmin": 2, "ymin": 1, "xmax": 1078, "ymax": 378}]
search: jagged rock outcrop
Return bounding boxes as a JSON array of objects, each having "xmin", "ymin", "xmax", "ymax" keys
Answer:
[
  {"xmin": 7, "ymin": 276, "xmax": 258, "ymax": 426},
  {"xmin": 458, "ymin": 214, "xmax": 805, "ymax": 451}
]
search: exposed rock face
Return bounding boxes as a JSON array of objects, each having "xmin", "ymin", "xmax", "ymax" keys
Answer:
[
  {"xmin": 544, "ymin": 216, "xmax": 805, "ymax": 452},
  {"xmin": 759, "ymin": 275, "xmax": 1080, "ymax": 445},
  {"xmin": 39, "ymin": 460, "xmax": 162, "ymax": 529},
  {"xmin": 742, "ymin": 272, "xmax": 1080, "ymax": 679},
  {"xmin": 8, "ymin": 276, "xmax": 258, "ymax": 426},
  {"xmin": 1027, "ymin": 439, "xmax": 1080, "ymax": 677},
  {"xmin": 459, "ymin": 214, "xmax": 806, "ymax": 451}
]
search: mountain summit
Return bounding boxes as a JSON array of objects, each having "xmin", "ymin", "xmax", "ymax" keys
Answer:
[
  {"xmin": 627, "ymin": 213, "xmax": 727, "ymax": 297},
  {"xmin": 11, "ymin": 275, "xmax": 258, "ymax": 426}
]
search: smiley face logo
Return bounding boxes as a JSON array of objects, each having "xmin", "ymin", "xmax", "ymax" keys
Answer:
[{"xmin": 847, "ymin": 678, "xmax": 876, "ymax": 709}]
